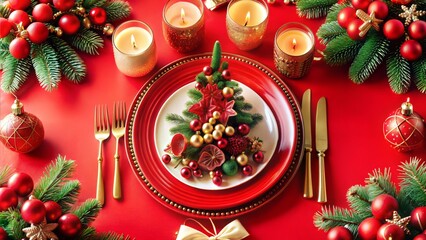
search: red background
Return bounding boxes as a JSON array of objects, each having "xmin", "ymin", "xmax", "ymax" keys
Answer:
[{"xmin": 1, "ymin": 1, "xmax": 426, "ymax": 239}]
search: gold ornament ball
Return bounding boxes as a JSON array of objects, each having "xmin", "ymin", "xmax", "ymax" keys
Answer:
[
  {"xmin": 83, "ymin": 17, "xmax": 91, "ymax": 29},
  {"xmin": 77, "ymin": 6, "xmax": 86, "ymax": 14},
  {"xmin": 209, "ymin": 171, "xmax": 215, "ymax": 178},
  {"xmin": 212, "ymin": 111, "xmax": 221, "ymax": 119},
  {"xmin": 212, "ymin": 130, "xmax": 222, "ymax": 140},
  {"xmin": 202, "ymin": 123, "xmax": 213, "ymax": 134},
  {"xmin": 236, "ymin": 153, "xmax": 248, "ymax": 166},
  {"xmin": 182, "ymin": 158, "xmax": 190, "ymax": 166},
  {"xmin": 55, "ymin": 27, "xmax": 63, "ymax": 37},
  {"xmin": 208, "ymin": 117, "xmax": 216, "ymax": 125},
  {"xmin": 190, "ymin": 134, "xmax": 204, "ymax": 148},
  {"xmin": 225, "ymin": 126, "xmax": 235, "ymax": 136},
  {"xmin": 222, "ymin": 87, "xmax": 234, "ymax": 98},
  {"xmin": 215, "ymin": 124, "xmax": 225, "ymax": 133},
  {"xmin": 204, "ymin": 133, "xmax": 213, "ymax": 144},
  {"xmin": 103, "ymin": 23, "xmax": 114, "ymax": 36}
]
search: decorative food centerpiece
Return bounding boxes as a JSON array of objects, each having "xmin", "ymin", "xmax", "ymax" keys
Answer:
[{"xmin": 161, "ymin": 41, "xmax": 266, "ymax": 187}]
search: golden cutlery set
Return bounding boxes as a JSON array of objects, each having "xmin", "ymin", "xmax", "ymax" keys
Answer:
[
  {"xmin": 94, "ymin": 102, "xmax": 126, "ymax": 206},
  {"xmin": 302, "ymin": 89, "xmax": 328, "ymax": 203}
]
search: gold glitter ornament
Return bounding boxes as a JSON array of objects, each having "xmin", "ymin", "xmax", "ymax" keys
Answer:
[
  {"xmin": 55, "ymin": 27, "xmax": 63, "ymax": 37},
  {"xmin": 212, "ymin": 111, "xmax": 221, "ymax": 119},
  {"xmin": 103, "ymin": 23, "xmax": 114, "ymax": 36},
  {"xmin": 203, "ymin": 133, "xmax": 213, "ymax": 143},
  {"xmin": 222, "ymin": 87, "xmax": 234, "ymax": 98},
  {"xmin": 236, "ymin": 152, "xmax": 248, "ymax": 166},
  {"xmin": 83, "ymin": 17, "xmax": 91, "ymax": 29},
  {"xmin": 212, "ymin": 130, "xmax": 223, "ymax": 140},
  {"xmin": 399, "ymin": 4, "xmax": 426, "ymax": 26},
  {"xmin": 215, "ymin": 124, "xmax": 225, "ymax": 132},
  {"xmin": 202, "ymin": 123, "xmax": 213, "ymax": 134},
  {"xmin": 225, "ymin": 126, "xmax": 235, "ymax": 136},
  {"xmin": 209, "ymin": 117, "xmax": 216, "ymax": 125},
  {"xmin": 190, "ymin": 133, "xmax": 204, "ymax": 147}
]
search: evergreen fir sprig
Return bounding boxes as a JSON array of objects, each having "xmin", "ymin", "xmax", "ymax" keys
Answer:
[
  {"xmin": 0, "ymin": 165, "xmax": 12, "ymax": 186},
  {"xmin": 316, "ymin": 21, "xmax": 347, "ymax": 45},
  {"xmin": 325, "ymin": 2, "xmax": 350, "ymax": 22},
  {"xmin": 313, "ymin": 206, "xmax": 363, "ymax": 233},
  {"xmin": 323, "ymin": 35, "xmax": 364, "ymax": 66},
  {"xmin": 346, "ymin": 185, "xmax": 372, "ymax": 219},
  {"xmin": 386, "ymin": 50, "xmax": 411, "ymax": 94},
  {"xmin": 73, "ymin": 199, "xmax": 102, "ymax": 227},
  {"xmin": 53, "ymin": 180, "xmax": 80, "ymax": 213},
  {"xmin": 98, "ymin": 232, "xmax": 134, "ymax": 240},
  {"xmin": 296, "ymin": 0, "xmax": 338, "ymax": 19},
  {"xmin": 104, "ymin": 0, "xmax": 132, "ymax": 22},
  {"xmin": 413, "ymin": 58, "xmax": 426, "ymax": 93},
  {"xmin": 83, "ymin": 0, "xmax": 108, "ymax": 9},
  {"xmin": 398, "ymin": 158, "xmax": 426, "ymax": 209},
  {"xmin": 31, "ymin": 43, "xmax": 61, "ymax": 91},
  {"xmin": 70, "ymin": 29, "xmax": 104, "ymax": 55},
  {"xmin": 365, "ymin": 168, "xmax": 397, "ymax": 197},
  {"xmin": 1, "ymin": 56, "xmax": 32, "ymax": 93}
]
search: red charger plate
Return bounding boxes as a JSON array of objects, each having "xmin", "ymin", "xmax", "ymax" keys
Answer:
[{"xmin": 125, "ymin": 53, "xmax": 304, "ymax": 218}]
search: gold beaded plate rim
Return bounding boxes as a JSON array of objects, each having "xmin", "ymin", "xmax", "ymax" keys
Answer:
[{"xmin": 125, "ymin": 53, "xmax": 304, "ymax": 219}]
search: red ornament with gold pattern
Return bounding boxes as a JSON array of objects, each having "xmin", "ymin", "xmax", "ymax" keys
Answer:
[
  {"xmin": 383, "ymin": 98, "xmax": 424, "ymax": 152},
  {"xmin": 0, "ymin": 99, "xmax": 44, "ymax": 153}
]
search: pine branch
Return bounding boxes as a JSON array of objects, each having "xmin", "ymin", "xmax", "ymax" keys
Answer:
[
  {"xmin": 72, "ymin": 199, "xmax": 101, "ymax": 226},
  {"xmin": 326, "ymin": 2, "xmax": 350, "ymax": 22},
  {"xmin": 31, "ymin": 43, "xmax": 61, "ymax": 91},
  {"xmin": 323, "ymin": 35, "xmax": 364, "ymax": 66},
  {"xmin": 97, "ymin": 232, "xmax": 134, "ymax": 240},
  {"xmin": 187, "ymin": 88, "xmax": 202, "ymax": 101},
  {"xmin": 53, "ymin": 180, "xmax": 80, "ymax": 213},
  {"xmin": 0, "ymin": 165, "xmax": 12, "ymax": 186},
  {"xmin": 50, "ymin": 36, "xmax": 86, "ymax": 83},
  {"xmin": 166, "ymin": 114, "xmax": 188, "ymax": 125},
  {"xmin": 349, "ymin": 32, "xmax": 390, "ymax": 84},
  {"xmin": 70, "ymin": 29, "xmax": 104, "ymax": 55},
  {"xmin": 316, "ymin": 21, "xmax": 346, "ymax": 45},
  {"xmin": 398, "ymin": 157, "xmax": 426, "ymax": 209},
  {"xmin": 82, "ymin": 0, "xmax": 107, "ymax": 9},
  {"xmin": 234, "ymin": 100, "xmax": 253, "ymax": 111},
  {"xmin": 313, "ymin": 206, "xmax": 363, "ymax": 232},
  {"xmin": 0, "ymin": 40, "xmax": 9, "ymax": 70},
  {"xmin": 33, "ymin": 156, "xmax": 75, "ymax": 202},
  {"xmin": 346, "ymin": 185, "xmax": 372, "ymax": 219},
  {"xmin": 1, "ymin": 55, "xmax": 31, "ymax": 93},
  {"xmin": 386, "ymin": 49, "xmax": 411, "ymax": 94},
  {"xmin": 365, "ymin": 168, "xmax": 397, "ymax": 198},
  {"xmin": 79, "ymin": 226, "xmax": 97, "ymax": 240},
  {"xmin": 104, "ymin": 0, "xmax": 132, "ymax": 22},
  {"xmin": 413, "ymin": 57, "xmax": 426, "ymax": 93},
  {"xmin": 4, "ymin": 209, "xmax": 26, "ymax": 239},
  {"xmin": 296, "ymin": 0, "xmax": 338, "ymax": 19}
]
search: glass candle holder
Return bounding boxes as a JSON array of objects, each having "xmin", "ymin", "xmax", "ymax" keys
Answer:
[
  {"xmin": 112, "ymin": 20, "xmax": 157, "ymax": 77},
  {"xmin": 274, "ymin": 22, "xmax": 315, "ymax": 79},
  {"xmin": 226, "ymin": 0, "xmax": 269, "ymax": 51},
  {"xmin": 162, "ymin": 0, "xmax": 205, "ymax": 53}
]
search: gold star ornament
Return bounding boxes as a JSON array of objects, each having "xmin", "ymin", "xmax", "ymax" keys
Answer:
[
  {"xmin": 399, "ymin": 4, "xmax": 426, "ymax": 26},
  {"xmin": 356, "ymin": 9, "xmax": 383, "ymax": 38},
  {"xmin": 385, "ymin": 211, "xmax": 411, "ymax": 234},
  {"xmin": 22, "ymin": 220, "xmax": 59, "ymax": 240}
]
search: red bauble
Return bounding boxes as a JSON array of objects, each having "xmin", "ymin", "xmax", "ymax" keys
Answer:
[
  {"xmin": 351, "ymin": 0, "xmax": 371, "ymax": 11},
  {"xmin": 161, "ymin": 154, "xmax": 171, "ymax": 164},
  {"xmin": 8, "ymin": 37, "xmax": 30, "ymax": 59},
  {"xmin": 180, "ymin": 167, "xmax": 192, "ymax": 179},
  {"xmin": 0, "ymin": 100, "xmax": 44, "ymax": 153},
  {"xmin": 367, "ymin": 1, "xmax": 388, "ymax": 20},
  {"xmin": 53, "ymin": 0, "xmax": 75, "ymax": 11},
  {"xmin": 39, "ymin": 0, "xmax": 52, "ymax": 3},
  {"xmin": 409, "ymin": 20, "xmax": 426, "ymax": 41},
  {"xmin": 242, "ymin": 165, "xmax": 253, "ymax": 176},
  {"xmin": 253, "ymin": 151, "xmax": 264, "ymax": 163},
  {"xmin": 347, "ymin": 19, "xmax": 365, "ymax": 40},
  {"xmin": 8, "ymin": 0, "xmax": 31, "ymax": 10},
  {"xmin": 377, "ymin": 223, "xmax": 405, "ymax": 240},
  {"xmin": 414, "ymin": 234, "xmax": 426, "ymax": 240},
  {"xmin": 327, "ymin": 226, "xmax": 353, "ymax": 240},
  {"xmin": 189, "ymin": 119, "xmax": 202, "ymax": 131},
  {"xmin": 411, "ymin": 207, "xmax": 426, "ymax": 231},
  {"xmin": 7, "ymin": 173, "xmax": 33, "ymax": 197},
  {"xmin": 32, "ymin": 3, "xmax": 53, "ymax": 22},
  {"xmin": 238, "ymin": 124, "xmax": 250, "ymax": 135},
  {"xmin": 8, "ymin": 10, "xmax": 31, "ymax": 28},
  {"xmin": 358, "ymin": 217, "xmax": 383, "ymax": 240},
  {"xmin": 58, "ymin": 213, "xmax": 82, "ymax": 237},
  {"xmin": 21, "ymin": 199, "xmax": 46, "ymax": 224},
  {"xmin": 222, "ymin": 69, "xmax": 231, "ymax": 80},
  {"xmin": 383, "ymin": 19, "xmax": 405, "ymax": 40},
  {"xmin": 391, "ymin": 0, "xmax": 411, "ymax": 4},
  {"xmin": 0, "ymin": 227, "xmax": 6, "ymax": 240},
  {"xmin": 383, "ymin": 102, "xmax": 424, "ymax": 152},
  {"xmin": 400, "ymin": 40, "xmax": 422, "ymax": 61},
  {"xmin": 58, "ymin": 13, "xmax": 81, "ymax": 35},
  {"xmin": 212, "ymin": 175, "xmax": 222, "ymax": 186},
  {"xmin": 217, "ymin": 138, "xmax": 228, "ymax": 149},
  {"xmin": 0, "ymin": 187, "xmax": 18, "ymax": 211},
  {"xmin": 337, "ymin": 7, "xmax": 357, "ymax": 29},
  {"xmin": 27, "ymin": 22, "xmax": 49, "ymax": 44},
  {"xmin": 0, "ymin": 18, "xmax": 12, "ymax": 38},
  {"xmin": 89, "ymin": 7, "xmax": 107, "ymax": 25},
  {"xmin": 371, "ymin": 194, "xmax": 398, "ymax": 220},
  {"xmin": 44, "ymin": 200, "xmax": 62, "ymax": 222}
]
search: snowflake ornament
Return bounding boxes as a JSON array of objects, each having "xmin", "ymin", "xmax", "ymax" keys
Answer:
[
  {"xmin": 22, "ymin": 220, "xmax": 59, "ymax": 240},
  {"xmin": 399, "ymin": 4, "xmax": 426, "ymax": 26}
]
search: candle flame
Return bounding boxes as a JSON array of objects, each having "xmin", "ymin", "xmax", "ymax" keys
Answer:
[
  {"xmin": 406, "ymin": 97, "xmax": 410, "ymax": 103},
  {"xmin": 131, "ymin": 34, "xmax": 137, "ymax": 49},
  {"xmin": 292, "ymin": 38, "xmax": 297, "ymax": 51},
  {"xmin": 244, "ymin": 11, "xmax": 250, "ymax": 26},
  {"xmin": 181, "ymin": 8, "xmax": 186, "ymax": 24}
]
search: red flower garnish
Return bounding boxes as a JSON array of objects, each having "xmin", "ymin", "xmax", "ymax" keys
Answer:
[
  {"xmin": 200, "ymin": 84, "xmax": 223, "ymax": 104},
  {"xmin": 188, "ymin": 98, "xmax": 211, "ymax": 123},
  {"xmin": 209, "ymin": 99, "xmax": 237, "ymax": 125}
]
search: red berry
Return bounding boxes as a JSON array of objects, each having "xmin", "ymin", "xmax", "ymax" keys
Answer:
[
  {"xmin": 371, "ymin": 194, "xmax": 398, "ymax": 220},
  {"xmin": 242, "ymin": 165, "xmax": 253, "ymax": 176},
  {"xmin": 409, "ymin": 20, "xmax": 426, "ymax": 41},
  {"xmin": 367, "ymin": 1, "xmax": 388, "ymax": 20},
  {"xmin": 400, "ymin": 40, "xmax": 422, "ymax": 62},
  {"xmin": 358, "ymin": 217, "xmax": 382, "ymax": 240},
  {"xmin": 222, "ymin": 69, "xmax": 231, "ymax": 80},
  {"xmin": 53, "ymin": 0, "xmax": 75, "ymax": 11},
  {"xmin": 57, "ymin": 213, "xmax": 82, "ymax": 237},
  {"xmin": 253, "ymin": 151, "xmax": 264, "ymax": 163},
  {"xmin": 203, "ymin": 66, "xmax": 213, "ymax": 76},
  {"xmin": 0, "ymin": 18, "xmax": 12, "ymax": 38},
  {"xmin": 351, "ymin": 0, "xmax": 371, "ymax": 11},
  {"xmin": 190, "ymin": 119, "xmax": 202, "ymax": 131},
  {"xmin": 58, "ymin": 13, "xmax": 81, "ymax": 35},
  {"xmin": 180, "ymin": 167, "xmax": 192, "ymax": 179},
  {"xmin": 212, "ymin": 175, "xmax": 222, "ymax": 186},
  {"xmin": 8, "ymin": 10, "xmax": 31, "ymax": 28},
  {"xmin": 214, "ymin": 170, "xmax": 223, "ymax": 177},
  {"xmin": 337, "ymin": 7, "xmax": 356, "ymax": 29},
  {"xmin": 27, "ymin": 22, "xmax": 49, "ymax": 44},
  {"xmin": 383, "ymin": 19, "xmax": 405, "ymax": 40},
  {"xmin": 8, "ymin": 0, "xmax": 31, "ymax": 10},
  {"xmin": 193, "ymin": 169, "xmax": 202, "ymax": 177},
  {"xmin": 238, "ymin": 124, "xmax": 250, "ymax": 136},
  {"xmin": 347, "ymin": 19, "xmax": 365, "ymax": 41},
  {"xmin": 0, "ymin": 187, "xmax": 18, "ymax": 211},
  {"xmin": 8, "ymin": 172, "xmax": 34, "ymax": 197},
  {"xmin": 21, "ymin": 199, "xmax": 46, "ymax": 224},
  {"xmin": 161, "ymin": 154, "xmax": 171, "ymax": 164},
  {"xmin": 327, "ymin": 226, "xmax": 353, "ymax": 240},
  {"xmin": 217, "ymin": 138, "xmax": 228, "ymax": 149},
  {"xmin": 9, "ymin": 38, "xmax": 30, "ymax": 59},
  {"xmin": 32, "ymin": 3, "xmax": 53, "ymax": 22},
  {"xmin": 44, "ymin": 200, "xmax": 62, "ymax": 222},
  {"xmin": 188, "ymin": 160, "xmax": 199, "ymax": 170},
  {"xmin": 89, "ymin": 7, "xmax": 107, "ymax": 25}
]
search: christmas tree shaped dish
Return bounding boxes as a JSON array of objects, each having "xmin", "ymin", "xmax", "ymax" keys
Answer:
[{"xmin": 155, "ymin": 41, "xmax": 279, "ymax": 190}]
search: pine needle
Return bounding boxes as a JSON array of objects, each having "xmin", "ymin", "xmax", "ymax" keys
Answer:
[
  {"xmin": 104, "ymin": 0, "xmax": 132, "ymax": 22},
  {"xmin": 296, "ymin": 0, "xmax": 338, "ymax": 19},
  {"xmin": 72, "ymin": 199, "xmax": 101, "ymax": 226},
  {"xmin": 53, "ymin": 180, "xmax": 80, "ymax": 212},
  {"xmin": 386, "ymin": 49, "xmax": 411, "ymax": 94},
  {"xmin": 97, "ymin": 232, "xmax": 134, "ymax": 240},
  {"xmin": 0, "ymin": 165, "xmax": 12, "ymax": 186},
  {"xmin": 326, "ymin": 2, "xmax": 350, "ymax": 22},
  {"xmin": 399, "ymin": 157, "xmax": 426, "ymax": 208},
  {"xmin": 0, "ymin": 40, "xmax": 9, "ymax": 70},
  {"xmin": 365, "ymin": 168, "xmax": 397, "ymax": 198},
  {"xmin": 313, "ymin": 206, "xmax": 363, "ymax": 233},
  {"xmin": 413, "ymin": 57, "xmax": 426, "ymax": 93},
  {"xmin": 349, "ymin": 32, "xmax": 390, "ymax": 84},
  {"xmin": 31, "ymin": 43, "xmax": 61, "ymax": 91},
  {"xmin": 346, "ymin": 185, "xmax": 372, "ymax": 219},
  {"xmin": 70, "ymin": 29, "xmax": 104, "ymax": 55},
  {"xmin": 82, "ymin": 0, "xmax": 107, "ymax": 9},
  {"xmin": 4, "ymin": 209, "xmax": 26, "ymax": 239},
  {"xmin": 79, "ymin": 227, "xmax": 97, "ymax": 240},
  {"xmin": 316, "ymin": 21, "xmax": 346, "ymax": 45},
  {"xmin": 1, "ymin": 55, "xmax": 31, "ymax": 93},
  {"xmin": 323, "ymin": 35, "xmax": 364, "ymax": 66}
]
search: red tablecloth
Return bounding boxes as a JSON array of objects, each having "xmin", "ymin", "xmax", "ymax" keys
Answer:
[{"xmin": 1, "ymin": 1, "xmax": 426, "ymax": 239}]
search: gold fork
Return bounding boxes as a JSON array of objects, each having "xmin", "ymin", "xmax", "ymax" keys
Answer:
[
  {"xmin": 112, "ymin": 102, "xmax": 126, "ymax": 199},
  {"xmin": 94, "ymin": 105, "xmax": 110, "ymax": 206}
]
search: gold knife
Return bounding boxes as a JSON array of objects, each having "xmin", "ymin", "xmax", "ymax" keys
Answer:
[
  {"xmin": 316, "ymin": 97, "xmax": 328, "ymax": 203},
  {"xmin": 302, "ymin": 89, "xmax": 313, "ymax": 198}
]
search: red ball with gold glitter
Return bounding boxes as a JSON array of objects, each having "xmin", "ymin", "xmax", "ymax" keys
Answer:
[
  {"xmin": 383, "ymin": 98, "xmax": 424, "ymax": 152},
  {"xmin": 0, "ymin": 99, "xmax": 44, "ymax": 153}
]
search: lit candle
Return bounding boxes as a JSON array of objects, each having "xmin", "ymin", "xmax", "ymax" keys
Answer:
[
  {"xmin": 112, "ymin": 21, "xmax": 157, "ymax": 77},
  {"xmin": 226, "ymin": 0, "xmax": 269, "ymax": 51},
  {"xmin": 162, "ymin": 0, "xmax": 204, "ymax": 53},
  {"xmin": 274, "ymin": 22, "xmax": 315, "ymax": 79}
]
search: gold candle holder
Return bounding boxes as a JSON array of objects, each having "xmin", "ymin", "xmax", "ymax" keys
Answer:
[
  {"xmin": 112, "ymin": 20, "xmax": 157, "ymax": 77},
  {"xmin": 226, "ymin": 0, "xmax": 269, "ymax": 51},
  {"xmin": 274, "ymin": 22, "xmax": 315, "ymax": 79},
  {"xmin": 162, "ymin": 0, "xmax": 205, "ymax": 53}
]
